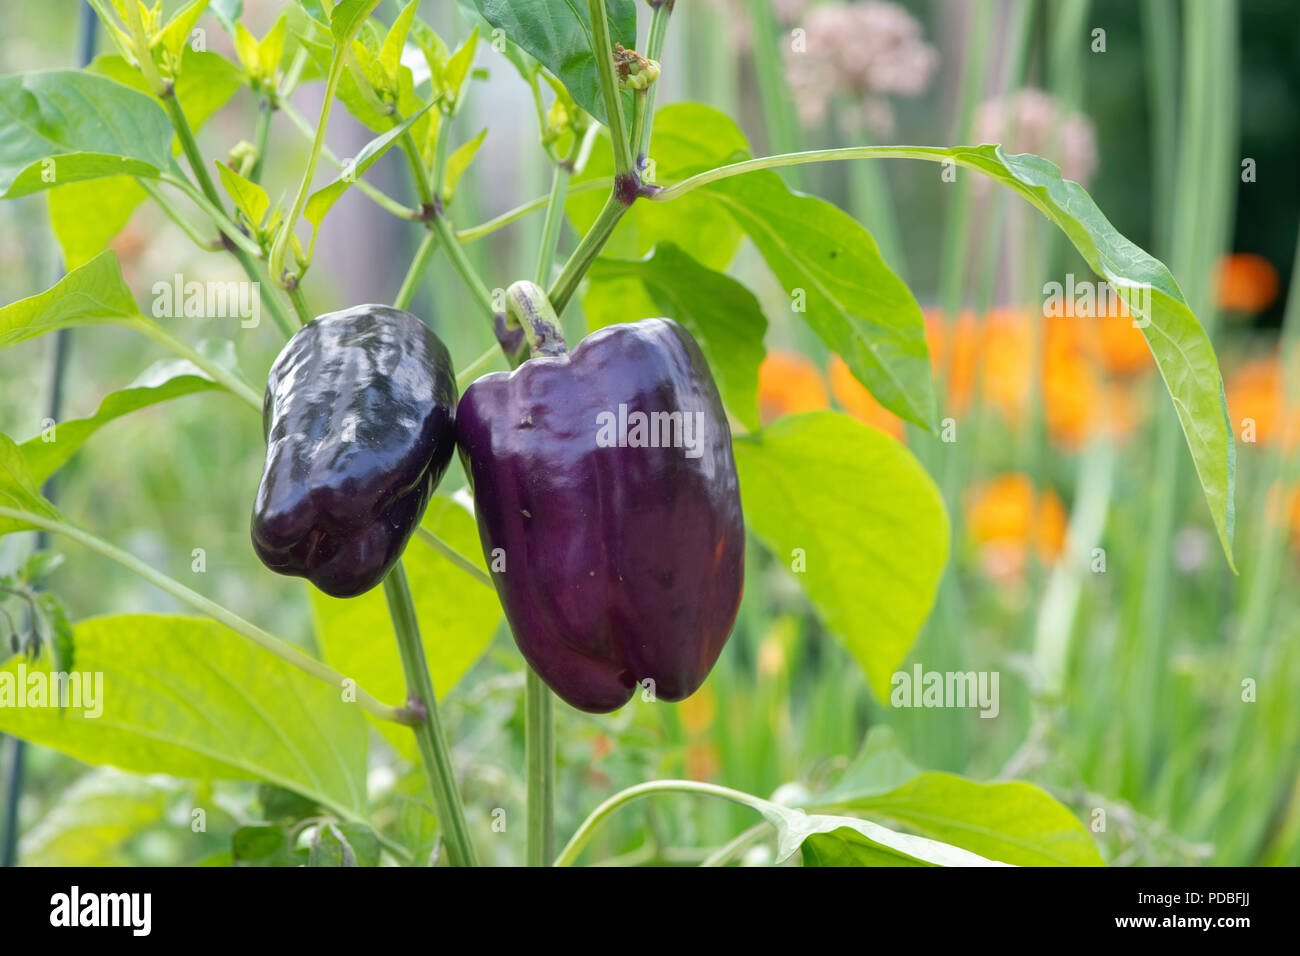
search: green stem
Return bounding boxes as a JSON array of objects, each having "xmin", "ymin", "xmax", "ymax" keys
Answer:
[
  {"xmin": 395, "ymin": 232, "xmax": 439, "ymax": 311},
  {"xmin": 382, "ymin": 562, "xmax": 479, "ymax": 867},
  {"xmin": 249, "ymin": 97, "xmax": 273, "ymax": 185},
  {"xmin": 534, "ymin": 161, "xmax": 572, "ymax": 285},
  {"xmin": 279, "ymin": 97, "xmax": 421, "ymax": 220},
  {"xmin": 412, "ymin": 527, "xmax": 492, "ymax": 588},
  {"xmin": 455, "ymin": 344, "xmax": 505, "ymax": 390},
  {"xmin": 525, "ymin": 669, "xmax": 556, "ymax": 866},
  {"xmin": 587, "ymin": 0, "xmax": 634, "ymax": 177},
  {"xmin": 0, "ymin": 507, "xmax": 408, "ymax": 725},
  {"xmin": 131, "ymin": 319, "xmax": 263, "ymax": 409},
  {"xmin": 547, "ymin": 193, "xmax": 628, "ymax": 317},
  {"xmin": 633, "ymin": 1, "xmax": 673, "ymax": 166},
  {"xmin": 427, "ymin": 214, "xmax": 496, "ymax": 321},
  {"xmin": 270, "ymin": 5, "xmax": 381, "ymax": 287},
  {"xmin": 456, "ymin": 178, "xmax": 613, "ymax": 243},
  {"xmin": 137, "ymin": 178, "xmax": 221, "ymax": 250},
  {"xmin": 555, "ymin": 779, "xmax": 773, "ymax": 867},
  {"xmin": 285, "ymin": 285, "xmax": 312, "ymax": 326},
  {"xmin": 155, "ymin": 173, "xmax": 263, "ymax": 259},
  {"xmin": 432, "ymin": 110, "xmax": 454, "ymax": 201}
]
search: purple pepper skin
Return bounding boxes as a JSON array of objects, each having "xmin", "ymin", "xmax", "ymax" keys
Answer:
[
  {"xmin": 456, "ymin": 318, "xmax": 744, "ymax": 713},
  {"xmin": 252, "ymin": 305, "xmax": 457, "ymax": 598}
]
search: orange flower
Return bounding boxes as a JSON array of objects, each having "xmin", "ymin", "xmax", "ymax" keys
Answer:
[
  {"xmin": 1087, "ymin": 297, "xmax": 1154, "ymax": 375},
  {"xmin": 980, "ymin": 306, "xmax": 1034, "ymax": 423},
  {"xmin": 1226, "ymin": 356, "xmax": 1300, "ymax": 448},
  {"xmin": 924, "ymin": 308, "xmax": 981, "ymax": 415},
  {"xmin": 965, "ymin": 473, "xmax": 1068, "ymax": 580},
  {"xmin": 1266, "ymin": 483, "xmax": 1300, "ymax": 550},
  {"xmin": 1042, "ymin": 314, "xmax": 1141, "ymax": 446},
  {"xmin": 758, "ymin": 350, "xmax": 829, "ymax": 424},
  {"xmin": 827, "ymin": 354, "xmax": 905, "ymax": 439},
  {"xmin": 677, "ymin": 684, "xmax": 717, "ymax": 735},
  {"xmin": 1216, "ymin": 253, "xmax": 1279, "ymax": 313}
]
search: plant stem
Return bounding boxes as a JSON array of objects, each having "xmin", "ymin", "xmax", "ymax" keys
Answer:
[
  {"xmin": 249, "ymin": 97, "xmax": 274, "ymax": 185},
  {"xmin": 137, "ymin": 178, "xmax": 221, "ymax": 250},
  {"xmin": 412, "ymin": 527, "xmax": 492, "ymax": 588},
  {"xmin": 533, "ymin": 161, "xmax": 572, "ymax": 285},
  {"xmin": 456, "ymin": 178, "xmax": 613, "ymax": 243},
  {"xmin": 547, "ymin": 193, "xmax": 628, "ymax": 317},
  {"xmin": 395, "ymin": 232, "xmax": 439, "ymax": 311},
  {"xmin": 155, "ymin": 172, "xmax": 263, "ymax": 259},
  {"xmin": 525, "ymin": 669, "xmax": 555, "ymax": 865},
  {"xmin": 382, "ymin": 562, "xmax": 479, "ymax": 867},
  {"xmin": 587, "ymin": 0, "xmax": 634, "ymax": 177},
  {"xmin": 131, "ymin": 319, "xmax": 264, "ymax": 409},
  {"xmin": 427, "ymin": 214, "xmax": 496, "ymax": 320},
  {"xmin": 633, "ymin": 0, "xmax": 673, "ymax": 166},
  {"xmin": 285, "ymin": 284, "xmax": 312, "ymax": 326},
  {"xmin": 0, "ymin": 508, "xmax": 409, "ymax": 725},
  {"xmin": 555, "ymin": 779, "xmax": 773, "ymax": 866},
  {"xmin": 454, "ymin": 344, "xmax": 504, "ymax": 390}
]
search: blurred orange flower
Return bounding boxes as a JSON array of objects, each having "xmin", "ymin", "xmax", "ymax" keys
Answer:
[
  {"xmin": 1042, "ymin": 314, "xmax": 1142, "ymax": 447},
  {"xmin": 1226, "ymin": 356, "xmax": 1300, "ymax": 449},
  {"xmin": 1085, "ymin": 297, "xmax": 1154, "ymax": 375},
  {"xmin": 677, "ymin": 684, "xmax": 717, "ymax": 735},
  {"xmin": 979, "ymin": 307, "xmax": 1035, "ymax": 423},
  {"xmin": 1216, "ymin": 253, "xmax": 1279, "ymax": 314},
  {"xmin": 965, "ymin": 473, "xmax": 1068, "ymax": 580},
  {"xmin": 758, "ymin": 350, "xmax": 829, "ymax": 424},
  {"xmin": 924, "ymin": 308, "xmax": 981, "ymax": 415},
  {"xmin": 1266, "ymin": 483, "xmax": 1300, "ymax": 550},
  {"xmin": 827, "ymin": 354, "xmax": 905, "ymax": 439}
]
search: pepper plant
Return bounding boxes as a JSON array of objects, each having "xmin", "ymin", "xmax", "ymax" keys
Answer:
[{"xmin": 0, "ymin": 0, "xmax": 1235, "ymax": 867}]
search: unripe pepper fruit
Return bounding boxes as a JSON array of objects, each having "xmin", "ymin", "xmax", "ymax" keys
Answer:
[
  {"xmin": 251, "ymin": 305, "xmax": 457, "ymax": 598},
  {"xmin": 457, "ymin": 313, "xmax": 744, "ymax": 713}
]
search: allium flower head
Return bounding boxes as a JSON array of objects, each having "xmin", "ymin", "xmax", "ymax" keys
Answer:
[
  {"xmin": 783, "ymin": 1, "xmax": 939, "ymax": 134},
  {"xmin": 975, "ymin": 88, "xmax": 1098, "ymax": 186}
]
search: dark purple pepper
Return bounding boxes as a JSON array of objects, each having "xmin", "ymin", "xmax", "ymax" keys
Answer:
[
  {"xmin": 456, "ymin": 318, "xmax": 744, "ymax": 713},
  {"xmin": 251, "ymin": 305, "xmax": 457, "ymax": 598}
]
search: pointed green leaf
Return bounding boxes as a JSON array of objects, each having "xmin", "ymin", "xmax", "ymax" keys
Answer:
[
  {"xmin": 157, "ymin": 0, "xmax": 209, "ymax": 63},
  {"xmin": 215, "ymin": 159, "xmax": 271, "ymax": 228},
  {"xmin": 0, "ymin": 433, "xmax": 65, "ymax": 537},
  {"xmin": 47, "ymin": 175, "xmax": 147, "ymax": 271},
  {"xmin": 441, "ymin": 126, "xmax": 486, "ymax": 203},
  {"xmin": 733, "ymin": 412, "xmax": 949, "ymax": 700},
  {"xmin": 0, "ymin": 615, "xmax": 370, "ymax": 822},
  {"xmin": 330, "ymin": 0, "xmax": 383, "ymax": 43},
  {"xmin": 0, "ymin": 250, "xmax": 142, "ymax": 350},
  {"xmin": 0, "ymin": 70, "xmax": 173, "ymax": 198},
  {"xmin": 381, "ymin": 0, "xmax": 421, "ymax": 82}
]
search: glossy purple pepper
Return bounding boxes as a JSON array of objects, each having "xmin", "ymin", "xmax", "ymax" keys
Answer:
[
  {"xmin": 456, "ymin": 318, "xmax": 744, "ymax": 712},
  {"xmin": 251, "ymin": 305, "xmax": 457, "ymax": 598}
]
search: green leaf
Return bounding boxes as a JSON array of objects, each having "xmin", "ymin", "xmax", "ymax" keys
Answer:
[
  {"xmin": 19, "ymin": 350, "xmax": 230, "ymax": 485},
  {"xmin": 788, "ymin": 811, "xmax": 1007, "ymax": 867},
  {"xmin": 215, "ymin": 160, "xmax": 271, "ymax": 229},
  {"xmin": 381, "ymin": 0, "xmax": 421, "ymax": 82},
  {"xmin": 208, "ymin": 0, "xmax": 243, "ymax": 35},
  {"xmin": 0, "ymin": 434, "xmax": 64, "ymax": 538},
  {"xmin": 470, "ymin": 0, "xmax": 635, "ymax": 126},
  {"xmin": 0, "ymin": 70, "xmax": 174, "ymax": 198},
  {"xmin": 157, "ymin": 0, "xmax": 210, "ymax": 63},
  {"xmin": 20, "ymin": 768, "xmax": 180, "ymax": 866},
  {"xmin": 0, "ymin": 250, "xmax": 142, "ymax": 351},
  {"xmin": 312, "ymin": 496, "xmax": 501, "ymax": 757},
  {"xmin": 898, "ymin": 144, "xmax": 1234, "ymax": 564},
  {"xmin": 570, "ymin": 103, "xmax": 748, "ymax": 271},
  {"xmin": 732, "ymin": 412, "xmax": 949, "ymax": 700},
  {"xmin": 0, "ymin": 615, "xmax": 370, "ymax": 823},
  {"xmin": 258, "ymin": 13, "xmax": 289, "ymax": 80},
  {"xmin": 258, "ymin": 783, "xmax": 321, "ymax": 824},
  {"xmin": 233, "ymin": 824, "xmax": 300, "ymax": 866},
  {"xmin": 233, "ymin": 22, "xmax": 260, "ymax": 74},
  {"xmin": 441, "ymin": 126, "xmax": 486, "ymax": 203},
  {"xmin": 588, "ymin": 243, "xmax": 767, "ymax": 430},
  {"xmin": 89, "ymin": 51, "xmax": 246, "ymax": 155},
  {"xmin": 706, "ymin": 171, "xmax": 937, "ymax": 430},
  {"xmin": 47, "ymin": 175, "xmax": 147, "ymax": 271},
  {"xmin": 304, "ymin": 102, "xmax": 433, "ymax": 234},
  {"xmin": 453, "ymin": 0, "xmax": 537, "ymax": 84},
  {"xmin": 330, "ymin": 0, "xmax": 383, "ymax": 44},
  {"xmin": 823, "ymin": 772, "xmax": 1106, "ymax": 867},
  {"xmin": 439, "ymin": 26, "xmax": 479, "ymax": 114},
  {"xmin": 309, "ymin": 822, "xmax": 357, "ymax": 866}
]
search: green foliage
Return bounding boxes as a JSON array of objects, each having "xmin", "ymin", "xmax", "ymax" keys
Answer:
[{"xmin": 733, "ymin": 413, "xmax": 949, "ymax": 700}]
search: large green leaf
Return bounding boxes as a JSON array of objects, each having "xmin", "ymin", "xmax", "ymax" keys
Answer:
[
  {"xmin": 0, "ymin": 70, "xmax": 174, "ymax": 198},
  {"xmin": 0, "ymin": 433, "xmax": 65, "ymax": 537},
  {"xmin": 0, "ymin": 615, "xmax": 370, "ymax": 822},
  {"xmin": 0, "ymin": 250, "xmax": 142, "ymax": 350},
  {"xmin": 312, "ymin": 496, "xmax": 501, "ymax": 757},
  {"xmin": 90, "ymin": 52, "xmax": 246, "ymax": 146},
  {"xmin": 19, "ymin": 768, "xmax": 181, "ymax": 866},
  {"xmin": 588, "ymin": 243, "xmax": 767, "ymax": 430},
  {"xmin": 733, "ymin": 412, "xmax": 949, "ymax": 700},
  {"xmin": 471, "ymin": 0, "xmax": 635, "ymax": 127},
  {"xmin": 19, "ymin": 352, "xmax": 229, "ymax": 485},
  {"xmin": 569, "ymin": 103, "xmax": 748, "ymax": 272},
  {"xmin": 707, "ymin": 171, "xmax": 937, "ymax": 430},
  {"xmin": 779, "ymin": 809, "xmax": 1007, "ymax": 867},
  {"xmin": 47, "ymin": 176, "xmax": 147, "ymax": 271},
  {"xmin": 822, "ymin": 772, "xmax": 1106, "ymax": 866},
  {"xmin": 882, "ymin": 144, "xmax": 1233, "ymax": 564}
]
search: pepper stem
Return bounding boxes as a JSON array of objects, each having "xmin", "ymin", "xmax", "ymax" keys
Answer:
[{"xmin": 504, "ymin": 281, "xmax": 568, "ymax": 364}]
